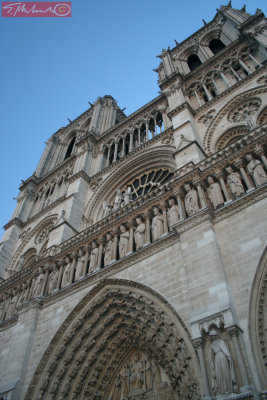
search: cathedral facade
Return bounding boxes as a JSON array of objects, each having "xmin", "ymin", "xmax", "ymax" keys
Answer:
[{"xmin": 0, "ymin": 4, "xmax": 267, "ymax": 400}]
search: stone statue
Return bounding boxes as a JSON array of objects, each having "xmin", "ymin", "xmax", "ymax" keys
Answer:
[
  {"xmin": 122, "ymin": 186, "xmax": 132, "ymax": 206},
  {"xmin": 207, "ymin": 176, "xmax": 224, "ymax": 208},
  {"xmin": 167, "ymin": 198, "xmax": 179, "ymax": 225},
  {"xmin": 17, "ymin": 283, "xmax": 28, "ymax": 307},
  {"xmin": 184, "ymin": 183, "xmax": 199, "ymax": 216},
  {"xmin": 210, "ymin": 330, "xmax": 234, "ymax": 395},
  {"xmin": 74, "ymin": 249, "xmax": 86, "ymax": 281},
  {"xmin": 246, "ymin": 153, "xmax": 267, "ymax": 187},
  {"xmin": 48, "ymin": 266, "xmax": 58, "ymax": 294},
  {"xmin": 129, "ymin": 354, "xmax": 144, "ymax": 392},
  {"xmin": 102, "ymin": 201, "xmax": 112, "ymax": 217},
  {"xmin": 61, "ymin": 256, "xmax": 72, "ymax": 288},
  {"xmin": 134, "ymin": 217, "xmax": 146, "ymax": 250},
  {"xmin": 225, "ymin": 166, "xmax": 245, "ymax": 197},
  {"xmin": 113, "ymin": 189, "xmax": 122, "ymax": 211},
  {"xmin": 5, "ymin": 289, "xmax": 19, "ymax": 319},
  {"xmin": 32, "ymin": 268, "xmax": 45, "ymax": 298},
  {"xmin": 88, "ymin": 241, "xmax": 99, "ymax": 273},
  {"xmin": 119, "ymin": 225, "xmax": 129, "ymax": 258},
  {"xmin": 16, "ymin": 255, "xmax": 24, "ymax": 272},
  {"xmin": 104, "ymin": 233, "xmax": 114, "ymax": 266},
  {"xmin": 151, "ymin": 207, "xmax": 164, "ymax": 241}
]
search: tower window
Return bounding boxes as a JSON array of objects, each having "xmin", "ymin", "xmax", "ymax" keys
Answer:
[
  {"xmin": 187, "ymin": 54, "xmax": 202, "ymax": 72},
  {"xmin": 209, "ymin": 39, "xmax": 225, "ymax": 55},
  {"xmin": 64, "ymin": 137, "xmax": 76, "ymax": 160}
]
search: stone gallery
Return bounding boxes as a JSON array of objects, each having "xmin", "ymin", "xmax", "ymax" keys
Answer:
[{"xmin": 0, "ymin": 3, "xmax": 267, "ymax": 400}]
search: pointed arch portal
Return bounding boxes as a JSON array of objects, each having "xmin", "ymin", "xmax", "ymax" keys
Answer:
[{"xmin": 25, "ymin": 279, "xmax": 200, "ymax": 400}]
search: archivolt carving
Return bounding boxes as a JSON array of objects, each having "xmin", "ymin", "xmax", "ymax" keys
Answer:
[
  {"xmin": 84, "ymin": 146, "xmax": 176, "ymax": 224},
  {"xmin": 256, "ymin": 106, "xmax": 267, "ymax": 126},
  {"xmin": 214, "ymin": 125, "xmax": 250, "ymax": 151},
  {"xmin": 227, "ymin": 97, "xmax": 262, "ymax": 123},
  {"xmin": 203, "ymin": 86, "xmax": 267, "ymax": 153},
  {"xmin": 8, "ymin": 215, "xmax": 58, "ymax": 275},
  {"xmin": 249, "ymin": 246, "xmax": 267, "ymax": 387},
  {"xmin": 25, "ymin": 279, "xmax": 200, "ymax": 400}
]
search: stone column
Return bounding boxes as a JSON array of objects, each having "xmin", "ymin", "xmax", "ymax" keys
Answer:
[
  {"xmin": 238, "ymin": 59, "xmax": 251, "ymax": 74},
  {"xmin": 56, "ymin": 261, "xmax": 64, "ymax": 290},
  {"xmin": 121, "ymin": 136, "xmax": 126, "ymax": 157},
  {"xmin": 41, "ymin": 267, "xmax": 50, "ymax": 296},
  {"xmin": 70, "ymin": 255, "xmax": 77, "ymax": 285},
  {"xmin": 248, "ymin": 54, "xmax": 261, "ymax": 68},
  {"xmin": 137, "ymin": 128, "xmax": 141, "ymax": 145},
  {"xmin": 105, "ymin": 145, "xmax": 111, "ymax": 168},
  {"xmin": 129, "ymin": 133, "xmax": 134, "ymax": 152},
  {"xmin": 153, "ymin": 118, "xmax": 157, "ymax": 136},
  {"xmin": 113, "ymin": 140, "xmax": 118, "ymax": 162},
  {"xmin": 82, "ymin": 246, "xmax": 90, "ymax": 277},
  {"xmin": 196, "ymin": 181, "xmax": 207, "ymax": 209},
  {"xmin": 112, "ymin": 230, "xmax": 119, "ymax": 262},
  {"xmin": 220, "ymin": 71, "xmax": 230, "ymax": 88},
  {"xmin": 254, "ymin": 145, "xmax": 267, "ymax": 170},
  {"xmin": 216, "ymin": 173, "xmax": 232, "ymax": 202},
  {"xmin": 228, "ymin": 327, "xmax": 249, "ymax": 390},
  {"xmin": 145, "ymin": 122, "xmax": 149, "ymax": 141},
  {"xmin": 194, "ymin": 338, "xmax": 210, "ymax": 398},
  {"xmin": 97, "ymin": 240, "xmax": 104, "ymax": 269},
  {"xmin": 160, "ymin": 204, "xmax": 169, "ymax": 235},
  {"xmin": 175, "ymin": 189, "xmax": 185, "ymax": 220},
  {"xmin": 235, "ymin": 160, "xmax": 254, "ymax": 191},
  {"xmin": 230, "ymin": 67, "xmax": 241, "ymax": 81},
  {"xmin": 144, "ymin": 212, "xmax": 151, "ymax": 245},
  {"xmin": 202, "ymin": 84, "xmax": 212, "ymax": 101},
  {"xmin": 128, "ymin": 221, "xmax": 135, "ymax": 255},
  {"xmin": 194, "ymin": 90, "xmax": 202, "ymax": 107}
]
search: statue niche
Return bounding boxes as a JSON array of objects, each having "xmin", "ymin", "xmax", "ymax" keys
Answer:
[{"xmin": 107, "ymin": 349, "xmax": 177, "ymax": 400}]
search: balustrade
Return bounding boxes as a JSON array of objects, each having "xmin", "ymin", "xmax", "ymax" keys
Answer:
[{"xmin": 0, "ymin": 130, "xmax": 266, "ymax": 323}]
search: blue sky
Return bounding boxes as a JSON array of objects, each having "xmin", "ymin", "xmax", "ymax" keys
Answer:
[{"xmin": 0, "ymin": 0, "xmax": 266, "ymax": 237}]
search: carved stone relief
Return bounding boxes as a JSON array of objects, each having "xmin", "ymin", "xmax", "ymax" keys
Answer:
[{"xmin": 227, "ymin": 97, "xmax": 262, "ymax": 124}]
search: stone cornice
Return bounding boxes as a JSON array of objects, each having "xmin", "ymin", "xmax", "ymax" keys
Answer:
[{"xmin": 167, "ymin": 101, "xmax": 195, "ymax": 119}]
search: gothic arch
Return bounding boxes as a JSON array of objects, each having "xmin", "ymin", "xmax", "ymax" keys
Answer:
[
  {"xmin": 249, "ymin": 245, "xmax": 267, "ymax": 388},
  {"xmin": 25, "ymin": 279, "xmax": 201, "ymax": 400},
  {"xmin": 256, "ymin": 106, "xmax": 267, "ymax": 126},
  {"xmin": 8, "ymin": 215, "xmax": 58, "ymax": 274},
  {"xmin": 203, "ymin": 86, "xmax": 267, "ymax": 153},
  {"xmin": 84, "ymin": 145, "xmax": 176, "ymax": 223},
  {"xmin": 214, "ymin": 125, "xmax": 250, "ymax": 151}
]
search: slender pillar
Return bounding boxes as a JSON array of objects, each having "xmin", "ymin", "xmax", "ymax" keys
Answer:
[
  {"xmin": 128, "ymin": 221, "xmax": 134, "ymax": 255},
  {"xmin": 56, "ymin": 261, "xmax": 64, "ymax": 290},
  {"xmin": 230, "ymin": 67, "xmax": 241, "ymax": 81},
  {"xmin": 144, "ymin": 212, "xmax": 151, "ymax": 245},
  {"xmin": 41, "ymin": 268, "xmax": 50, "ymax": 296},
  {"xmin": 203, "ymin": 84, "xmax": 212, "ymax": 101},
  {"xmin": 121, "ymin": 137, "xmax": 126, "ymax": 157},
  {"xmin": 175, "ymin": 190, "xmax": 185, "ymax": 220},
  {"xmin": 228, "ymin": 327, "xmax": 249, "ymax": 389},
  {"xmin": 137, "ymin": 128, "xmax": 141, "ymax": 145},
  {"xmin": 145, "ymin": 122, "xmax": 149, "ymax": 141},
  {"xmin": 129, "ymin": 133, "xmax": 134, "ymax": 152},
  {"xmin": 217, "ymin": 173, "xmax": 231, "ymax": 202},
  {"xmin": 212, "ymin": 78, "xmax": 219, "ymax": 94},
  {"xmin": 195, "ymin": 90, "xmax": 202, "ymax": 107},
  {"xmin": 70, "ymin": 256, "xmax": 77, "ymax": 285},
  {"xmin": 97, "ymin": 240, "xmax": 104, "ymax": 269},
  {"xmin": 113, "ymin": 140, "xmax": 118, "ymax": 162},
  {"xmin": 153, "ymin": 119, "xmax": 157, "ymax": 136},
  {"xmin": 235, "ymin": 161, "xmax": 254, "ymax": 190},
  {"xmin": 238, "ymin": 59, "xmax": 251, "ymax": 74},
  {"xmin": 160, "ymin": 205, "xmax": 169, "ymax": 235},
  {"xmin": 106, "ymin": 145, "xmax": 111, "ymax": 167},
  {"xmin": 194, "ymin": 339, "xmax": 210, "ymax": 397},
  {"xmin": 254, "ymin": 146, "xmax": 267, "ymax": 169},
  {"xmin": 82, "ymin": 246, "xmax": 90, "ymax": 277},
  {"xmin": 248, "ymin": 54, "xmax": 261, "ymax": 68},
  {"xmin": 196, "ymin": 182, "xmax": 207, "ymax": 209},
  {"xmin": 220, "ymin": 71, "xmax": 230, "ymax": 88}
]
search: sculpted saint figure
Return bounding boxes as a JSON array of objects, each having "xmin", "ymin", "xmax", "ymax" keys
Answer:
[
  {"xmin": 246, "ymin": 153, "xmax": 267, "ymax": 187},
  {"xmin": 17, "ymin": 283, "xmax": 28, "ymax": 307},
  {"xmin": 122, "ymin": 187, "xmax": 132, "ymax": 206},
  {"xmin": 225, "ymin": 166, "xmax": 245, "ymax": 197},
  {"xmin": 104, "ymin": 233, "xmax": 114, "ymax": 266},
  {"xmin": 61, "ymin": 256, "xmax": 72, "ymax": 288},
  {"xmin": 130, "ymin": 354, "xmax": 144, "ymax": 392},
  {"xmin": 184, "ymin": 183, "xmax": 199, "ymax": 216},
  {"xmin": 102, "ymin": 201, "xmax": 112, "ymax": 217},
  {"xmin": 48, "ymin": 266, "xmax": 58, "ymax": 294},
  {"xmin": 134, "ymin": 217, "xmax": 146, "ymax": 250},
  {"xmin": 210, "ymin": 330, "xmax": 234, "ymax": 395},
  {"xmin": 119, "ymin": 225, "xmax": 129, "ymax": 258},
  {"xmin": 207, "ymin": 176, "xmax": 224, "ymax": 209},
  {"xmin": 74, "ymin": 248, "xmax": 86, "ymax": 281},
  {"xmin": 32, "ymin": 268, "xmax": 45, "ymax": 298},
  {"xmin": 88, "ymin": 241, "xmax": 99, "ymax": 273},
  {"xmin": 113, "ymin": 189, "xmax": 122, "ymax": 211},
  {"xmin": 167, "ymin": 198, "xmax": 179, "ymax": 226},
  {"xmin": 5, "ymin": 289, "xmax": 19, "ymax": 319},
  {"xmin": 151, "ymin": 207, "xmax": 164, "ymax": 241}
]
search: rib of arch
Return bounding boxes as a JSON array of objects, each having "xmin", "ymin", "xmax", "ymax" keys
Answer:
[{"xmin": 25, "ymin": 279, "xmax": 201, "ymax": 400}]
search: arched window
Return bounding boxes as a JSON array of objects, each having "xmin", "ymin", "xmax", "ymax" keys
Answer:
[
  {"xmin": 64, "ymin": 137, "xmax": 76, "ymax": 160},
  {"xmin": 187, "ymin": 54, "xmax": 202, "ymax": 72},
  {"xmin": 209, "ymin": 39, "xmax": 225, "ymax": 55}
]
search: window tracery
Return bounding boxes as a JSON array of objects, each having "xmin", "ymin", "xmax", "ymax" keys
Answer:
[{"xmin": 227, "ymin": 97, "xmax": 262, "ymax": 123}]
